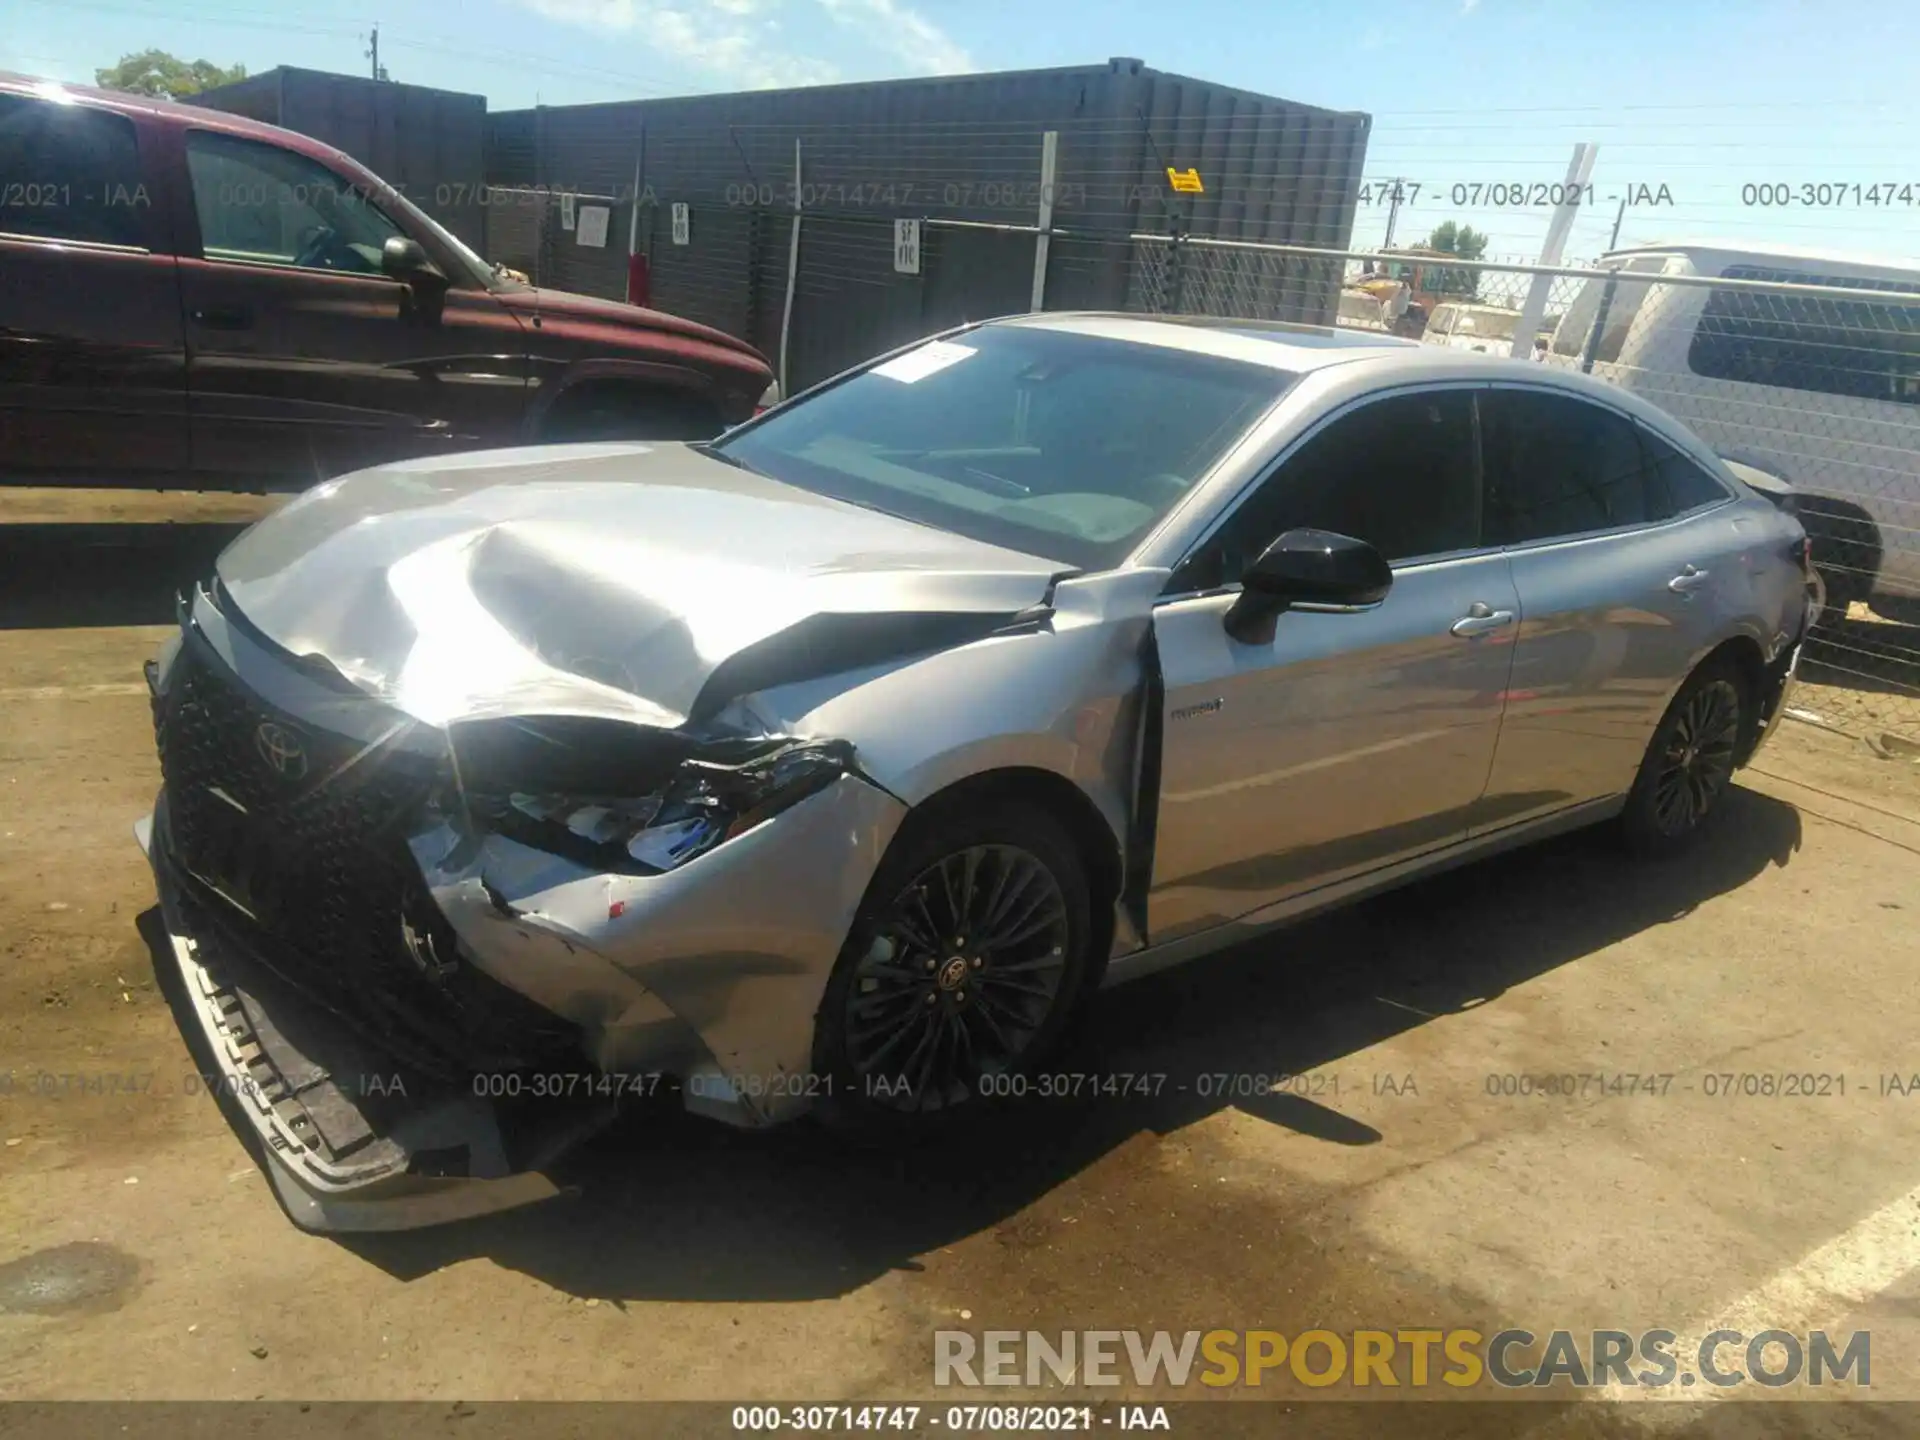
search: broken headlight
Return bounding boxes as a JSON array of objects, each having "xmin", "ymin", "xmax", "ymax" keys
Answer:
[{"xmin": 469, "ymin": 739, "xmax": 854, "ymax": 873}]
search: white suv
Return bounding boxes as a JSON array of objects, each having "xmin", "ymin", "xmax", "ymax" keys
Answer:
[{"xmin": 1545, "ymin": 241, "xmax": 1920, "ymax": 618}]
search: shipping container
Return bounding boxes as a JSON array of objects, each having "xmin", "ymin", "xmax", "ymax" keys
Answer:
[
  {"xmin": 486, "ymin": 58, "xmax": 1370, "ymax": 388},
  {"xmin": 191, "ymin": 67, "xmax": 489, "ymax": 249}
]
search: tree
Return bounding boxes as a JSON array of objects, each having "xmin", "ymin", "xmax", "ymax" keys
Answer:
[
  {"xmin": 1423, "ymin": 221, "xmax": 1490, "ymax": 298},
  {"xmin": 1425, "ymin": 221, "xmax": 1489, "ymax": 260},
  {"xmin": 95, "ymin": 50, "xmax": 247, "ymax": 100}
]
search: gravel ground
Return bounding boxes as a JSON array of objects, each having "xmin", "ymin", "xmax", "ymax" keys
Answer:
[{"xmin": 2, "ymin": 493, "xmax": 1917, "ymax": 1439}]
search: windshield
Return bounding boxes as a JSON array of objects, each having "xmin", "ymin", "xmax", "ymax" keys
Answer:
[{"xmin": 712, "ymin": 325, "xmax": 1293, "ymax": 569}]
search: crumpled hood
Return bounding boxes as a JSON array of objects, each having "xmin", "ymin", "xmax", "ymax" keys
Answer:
[{"xmin": 216, "ymin": 442, "xmax": 1065, "ymax": 730}]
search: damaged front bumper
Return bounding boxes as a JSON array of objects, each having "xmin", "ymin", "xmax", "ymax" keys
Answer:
[
  {"xmin": 143, "ymin": 797, "xmax": 605, "ymax": 1232},
  {"xmin": 140, "ymin": 596, "xmax": 910, "ymax": 1232},
  {"xmin": 405, "ymin": 768, "xmax": 906, "ymax": 1125}
]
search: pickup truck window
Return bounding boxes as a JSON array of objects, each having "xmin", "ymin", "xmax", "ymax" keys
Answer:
[
  {"xmin": 0, "ymin": 94, "xmax": 146, "ymax": 248},
  {"xmin": 185, "ymin": 129, "xmax": 404, "ymax": 274}
]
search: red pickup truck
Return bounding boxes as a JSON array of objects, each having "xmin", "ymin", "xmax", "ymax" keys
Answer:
[{"xmin": 0, "ymin": 73, "xmax": 774, "ymax": 490}]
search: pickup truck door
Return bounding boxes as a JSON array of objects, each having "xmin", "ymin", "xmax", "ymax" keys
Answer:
[
  {"xmin": 0, "ymin": 91, "xmax": 187, "ymax": 484},
  {"xmin": 172, "ymin": 126, "xmax": 529, "ymax": 486}
]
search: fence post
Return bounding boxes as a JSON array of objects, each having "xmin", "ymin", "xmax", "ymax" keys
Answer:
[
  {"xmin": 778, "ymin": 137, "xmax": 803, "ymax": 395},
  {"xmin": 1509, "ymin": 141, "xmax": 1597, "ymax": 359},
  {"xmin": 625, "ymin": 126, "xmax": 649, "ymax": 307},
  {"xmin": 533, "ymin": 102, "xmax": 546, "ymax": 287},
  {"xmin": 1579, "ymin": 273, "xmax": 1621, "ymax": 373},
  {"xmin": 1030, "ymin": 130, "xmax": 1059, "ymax": 312}
]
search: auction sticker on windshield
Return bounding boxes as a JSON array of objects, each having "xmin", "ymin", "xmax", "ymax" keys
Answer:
[{"xmin": 872, "ymin": 340, "xmax": 977, "ymax": 383}]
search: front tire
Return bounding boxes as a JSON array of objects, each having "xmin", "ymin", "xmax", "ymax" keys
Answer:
[
  {"xmin": 1618, "ymin": 658, "xmax": 1747, "ymax": 856},
  {"xmin": 811, "ymin": 799, "xmax": 1093, "ymax": 1131}
]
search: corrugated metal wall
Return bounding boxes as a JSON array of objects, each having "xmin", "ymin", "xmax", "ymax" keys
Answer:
[
  {"xmin": 484, "ymin": 60, "xmax": 1369, "ymax": 387},
  {"xmin": 481, "ymin": 58, "xmax": 1369, "ymax": 388},
  {"xmin": 186, "ymin": 61, "xmax": 1367, "ymax": 384},
  {"xmin": 484, "ymin": 109, "xmax": 537, "ymax": 189},
  {"xmin": 192, "ymin": 68, "xmax": 489, "ymax": 249}
]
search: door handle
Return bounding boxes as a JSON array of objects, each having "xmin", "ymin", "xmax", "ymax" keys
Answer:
[
  {"xmin": 1669, "ymin": 565, "xmax": 1711, "ymax": 594},
  {"xmin": 191, "ymin": 305, "xmax": 254, "ymax": 331},
  {"xmin": 1450, "ymin": 602, "xmax": 1515, "ymax": 638}
]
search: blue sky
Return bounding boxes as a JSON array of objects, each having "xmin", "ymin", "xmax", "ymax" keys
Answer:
[{"xmin": 6, "ymin": 0, "xmax": 1918, "ymax": 263}]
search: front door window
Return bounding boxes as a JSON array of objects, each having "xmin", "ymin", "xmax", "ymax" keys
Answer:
[{"xmin": 185, "ymin": 130, "xmax": 403, "ymax": 273}]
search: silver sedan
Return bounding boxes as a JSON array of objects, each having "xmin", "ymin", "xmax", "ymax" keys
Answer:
[{"xmin": 139, "ymin": 314, "xmax": 1823, "ymax": 1231}]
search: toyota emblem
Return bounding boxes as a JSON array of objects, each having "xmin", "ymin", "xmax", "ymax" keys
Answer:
[{"xmin": 253, "ymin": 721, "xmax": 309, "ymax": 780}]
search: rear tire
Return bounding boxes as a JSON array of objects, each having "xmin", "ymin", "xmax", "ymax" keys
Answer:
[
  {"xmin": 1617, "ymin": 657, "xmax": 1748, "ymax": 857},
  {"xmin": 810, "ymin": 799, "xmax": 1093, "ymax": 1134}
]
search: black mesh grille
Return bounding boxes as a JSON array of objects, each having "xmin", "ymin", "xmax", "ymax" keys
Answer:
[{"xmin": 153, "ymin": 630, "xmax": 580, "ymax": 1078}]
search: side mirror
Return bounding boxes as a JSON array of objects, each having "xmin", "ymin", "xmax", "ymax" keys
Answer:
[
  {"xmin": 1224, "ymin": 528, "xmax": 1392, "ymax": 644},
  {"xmin": 382, "ymin": 236, "xmax": 448, "ymax": 317}
]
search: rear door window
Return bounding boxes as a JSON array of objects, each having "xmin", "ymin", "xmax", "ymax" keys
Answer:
[
  {"xmin": 1637, "ymin": 427, "xmax": 1732, "ymax": 518},
  {"xmin": 1482, "ymin": 389, "xmax": 1660, "ymax": 543},
  {"xmin": 0, "ymin": 94, "xmax": 149, "ymax": 247}
]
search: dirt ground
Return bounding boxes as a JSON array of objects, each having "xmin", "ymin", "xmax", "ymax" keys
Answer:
[{"xmin": 2, "ymin": 490, "xmax": 1918, "ymax": 1438}]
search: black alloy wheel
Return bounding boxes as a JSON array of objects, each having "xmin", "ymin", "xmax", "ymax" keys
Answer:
[
  {"xmin": 1650, "ymin": 678, "xmax": 1741, "ymax": 837},
  {"xmin": 1620, "ymin": 657, "xmax": 1749, "ymax": 855},
  {"xmin": 845, "ymin": 844, "xmax": 1071, "ymax": 1110},
  {"xmin": 814, "ymin": 799, "xmax": 1093, "ymax": 1127}
]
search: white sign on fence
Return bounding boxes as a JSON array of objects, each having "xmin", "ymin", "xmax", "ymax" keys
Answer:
[
  {"xmin": 893, "ymin": 218, "xmax": 922, "ymax": 275},
  {"xmin": 671, "ymin": 202, "xmax": 691, "ymax": 246},
  {"xmin": 559, "ymin": 192, "xmax": 576, "ymax": 232},
  {"xmin": 575, "ymin": 204, "xmax": 610, "ymax": 249}
]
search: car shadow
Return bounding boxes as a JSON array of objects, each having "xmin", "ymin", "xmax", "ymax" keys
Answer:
[
  {"xmin": 331, "ymin": 784, "xmax": 1803, "ymax": 1303},
  {"xmin": 0, "ymin": 523, "xmax": 247, "ymax": 629}
]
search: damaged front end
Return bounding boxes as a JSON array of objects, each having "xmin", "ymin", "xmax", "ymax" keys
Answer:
[
  {"xmin": 140, "ymin": 584, "xmax": 907, "ymax": 1232},
  {"xmin": 134, "ymin": 444, "xmax": 1085, "ymax": 1230}
]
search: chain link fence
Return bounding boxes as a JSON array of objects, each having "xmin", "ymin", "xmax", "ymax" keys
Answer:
[
  {"xmin": 1126, "ymin": 236, "xmax": 1920, "ymax": 745},
  {"xmin": 475, "ymin": 129, "xmax": 1918, "ymax": 749}
]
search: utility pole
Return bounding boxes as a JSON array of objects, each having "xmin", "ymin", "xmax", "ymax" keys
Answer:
[
  {"xmin": 1607, "ymin": 194, "xmax": 1627, "ymax": 251},
  {"xmin": 1382, "ymin": 178, "xmax": 1406, "ymax": 249},
  {"xmin": 366, "ymin": 24, "xmax": 386, "ymax": 82},
  {"xmin": 1508, "ymin": 141, "xmax": 1598, "ymax": 360}
]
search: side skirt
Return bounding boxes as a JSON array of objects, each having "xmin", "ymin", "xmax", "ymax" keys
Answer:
[{"xmin": 1103, "ymin": 794, "xmax": 1627, "ymax": 987}]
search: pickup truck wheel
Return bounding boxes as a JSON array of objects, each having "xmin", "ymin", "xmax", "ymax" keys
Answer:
[
  {"xmin": 812, "ymin": 800, "xmax": 1092, "ymax": 1133},
  {"xmin": 1618, "ymin": 658, "xmax": 1747, "ymax": 857}
]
